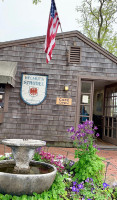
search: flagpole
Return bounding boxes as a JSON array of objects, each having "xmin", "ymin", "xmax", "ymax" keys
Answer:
[
  {"xmin": 54, "ymin": 0, "xmax": 68, "ymax": 51},
  {"xmin": 59, "ymin": 23, "xmax": 68, "ymax": 51}
]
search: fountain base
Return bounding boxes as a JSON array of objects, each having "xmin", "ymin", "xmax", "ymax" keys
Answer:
[{"xmin": 0, "ymin": 160, "xmax": 57, "ymax": 195}]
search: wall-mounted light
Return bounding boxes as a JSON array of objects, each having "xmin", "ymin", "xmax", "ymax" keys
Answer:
[{"xmin": 64, "ymin": 85, "xmax": 69, "ymax": 91}]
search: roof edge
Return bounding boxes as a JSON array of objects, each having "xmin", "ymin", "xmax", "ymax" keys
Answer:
[{"xmin": 0, "ymin": 30, "xmax": 116, "ymax": 64}]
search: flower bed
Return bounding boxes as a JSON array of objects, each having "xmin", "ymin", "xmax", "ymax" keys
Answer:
[{"xmin": 0, "ymin": 120, "xmax": 117, "ymax": 199}]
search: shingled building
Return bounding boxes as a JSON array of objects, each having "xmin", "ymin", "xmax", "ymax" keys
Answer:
[{"xmin": 0, "ymin": 31, "xmax": 117, "ymax": 146}]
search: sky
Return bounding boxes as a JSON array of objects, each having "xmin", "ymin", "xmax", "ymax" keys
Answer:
[{"xmin": 0, "ymin": 0, "xmax": 82, "ymax": 42}]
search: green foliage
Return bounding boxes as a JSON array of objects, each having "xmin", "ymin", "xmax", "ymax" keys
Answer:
[
  {"xmin": 0, "ymin": 156, "xmax": 6, "ymax": 160},
  {"xmin": 76, "ymin": 0, "xmax": 117, "ymax": 56},
  {"xmin": 33, "ymin": 0, "xmax": 41, "ymax": 5},
  {"xmin": 113, "ymin": 187, "xmax": 117, "ymax": 199},
  {"xmin": 33, "ymin": 152, "xmax": 41, "ymax": 161},
  {"xmin": 71, "ymin": 152, "xmax": 104, "ymax": 183},
  {"xmin": 71, "ymin": 144, "xmax": 105, "ymax": 184}
]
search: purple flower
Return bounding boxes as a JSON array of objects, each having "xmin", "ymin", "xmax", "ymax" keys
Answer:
[
  {"xmin": 78, "ymin": 124, "xmax": 85, "ymax": 129},
  {"xmin": 96, "ymin": 133, "xmax": 100, "ymax": 137},
  {"xmin": 84, "ymin": 139, "xmax": 87, "ymax": 143},
  {"xmin": 91, "ymin": 187, "xmax": 95, "ymax": 193},
  {"xmin": 85, "ymin": 178, "xmax": 90, "ymax": 182},
  {"xmin": 78, "ymin": 183, "xmax": 84, "ymax": 189},
  {"xmin": 36, "ymin": 147, "xmax": 42, "ymax": 153},
  {"xmin": 70, "ymin": 126, "xmax": 75, "ymax": 132},
  {"xmin": 84, "ymin": 120, "xmax": 93, "ymax": 126},
  {"xmin": 90, "ymin": 178, "xmax": 93, "ymax": 182},
  {"xmin": 71, "ymin": 134, "xmax": 75, "ymax": 140},
  {"xmin": 87, "ymin": 199, "xmax": 92, "ymax": 200},
  {"xmin": 94, "ymin": 126, "xmax": 98, "ymax": 130},
  {"xmin": 103, "ymin": 182, "xmax": 109, "ymax": 188},
  {"xmin": 81, "ymin": 133, "xmax": 86, "ymax": 137},
  {"xmin": 76, "ymin": 188, "xmax": 79, "ymax": 193},
  {"xmin": 89, "ymin": 130, "xmax": 94, "ymax": 134},
  {"xmin": 69, "ymin": 161, "xmax": 75, "ymax": 166},
  {"xmin": 73, "ymin": 181, "xmax": 77, "ymax": 185},
  {"xmin": 72, "ymin": 186, "xmax": 77, "ymax": 192}
]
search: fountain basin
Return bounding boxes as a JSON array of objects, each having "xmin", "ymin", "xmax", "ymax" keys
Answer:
[{"xmin": 0, "ymin": 160, "xmax": 57, "ymax": 195}]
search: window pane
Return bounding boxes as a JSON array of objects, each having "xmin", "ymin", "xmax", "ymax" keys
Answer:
[
  {"xmin": 81, "ymin": 82, "xmax": 91, "ymax": 93},
  {"xmin": 109, "ymin": 129, "xmax": 112, "ymax": 137},
  {"xmin": 105, "ymin": 128, "xmax": 108, "ymax": 136},
  {"xmin": 113, "ymin": 118, "xmax": 117, "ymax": 128},
  {"xmin": 109, "ymin": 117, "xmax": 112, "ymax": 127},
  {"xmin": 105, "ymin": 117, "xmax": 108, "ymax": 127},
  {"xmin": 0, "ymin": 93, "xmax": 4, "ymax": 108},
  {"xmin": 113, "ymin": 129, "xmax": 116, "ymax": 138},
  {"xmin": 80, "ymin": 116, "xmax": 89, "ymax": 124},
  {"xmin": 80, "ymin": 105, "xmax": 90, "ymax": 116}
]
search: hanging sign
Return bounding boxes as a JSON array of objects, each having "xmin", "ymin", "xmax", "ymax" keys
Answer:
[
  {"xmin": 56, "ymin": 97, "xmax": 72, "ymax": 105},
  {"xmin": 21, "ymin": 74, "xmax": 48, "ymax": 105}
]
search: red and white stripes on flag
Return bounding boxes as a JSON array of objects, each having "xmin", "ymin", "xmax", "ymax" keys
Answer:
[{"xmin": 45, "ymin": 0, "xmax": 60, "ymax": 63}]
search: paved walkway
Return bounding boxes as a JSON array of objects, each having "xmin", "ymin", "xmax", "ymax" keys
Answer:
[{"xmin": 0, "ymin": 144, "xmax": 117, "ymax": 186}]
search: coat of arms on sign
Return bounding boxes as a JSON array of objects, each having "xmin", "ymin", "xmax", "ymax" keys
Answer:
[
  {"xmin": 20, "ymin": 74, "xmax": 48, "ymax": 105},
  {"xmin": 29, "ymin": 87, "xmax": 38, "ymax": 97}
]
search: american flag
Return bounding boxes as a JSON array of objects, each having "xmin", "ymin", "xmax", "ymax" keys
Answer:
[{"xmin": 45, "ymin": 0, "xmax": 60, "ymax": 63}]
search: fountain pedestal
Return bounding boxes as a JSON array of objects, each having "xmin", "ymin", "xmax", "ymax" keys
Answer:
[
  {"xmin": 12, "ymin": 147, "xmax": 35, "ymax": 173},
  {"xmin": 2, "ymin": 139, "xmax": 46, "ymax": 173}
]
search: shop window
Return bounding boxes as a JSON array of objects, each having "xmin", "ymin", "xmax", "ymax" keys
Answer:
[
  {"xmin": 0, "ymin": 84, "xmax": 10, "ymax": 123},
  {"xmin": 0, "ymin": 84, "xmax": 5, "ymax": 123}
]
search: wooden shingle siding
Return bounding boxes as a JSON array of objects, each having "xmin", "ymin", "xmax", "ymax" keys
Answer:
[{"xmin": 0, "ymin": 31, "xmax": 116, "ymax": 145}]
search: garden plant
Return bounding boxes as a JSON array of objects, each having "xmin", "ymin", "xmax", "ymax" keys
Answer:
[{"xmin": 0, "ymin": 120, "xmax": 116, "ymax": 199}]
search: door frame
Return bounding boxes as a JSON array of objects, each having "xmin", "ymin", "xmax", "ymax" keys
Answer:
[{"xmin": 75, "ymin": 75, "xmax": 117, "ymax": 130}]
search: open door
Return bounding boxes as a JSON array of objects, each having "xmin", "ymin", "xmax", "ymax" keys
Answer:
[{"xmin": 103, "ymin": 84, "xmax": 117, "ymax": 145}]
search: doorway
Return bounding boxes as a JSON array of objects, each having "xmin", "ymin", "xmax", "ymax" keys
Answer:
[
  {"xmin": 103, "ymin": 84, "xmax": 117, "ymax": 145},
  {"xmin": 77, "ymin": 76, "xmax": 117, "ymax": 145}
]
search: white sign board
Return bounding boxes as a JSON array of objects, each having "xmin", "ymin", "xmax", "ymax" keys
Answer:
[
  {"xmin": 21, "ymin": 74, "xmax": 48, "ymax": 105},
  {"xmin": 82, "ymin": 95, "xmax": 89, "ymax": 104}
]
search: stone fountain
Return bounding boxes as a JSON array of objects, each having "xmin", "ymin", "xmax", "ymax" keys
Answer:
[{"xmin": 0, "ymin": 139, "xmax": 57, "ymax": 195}]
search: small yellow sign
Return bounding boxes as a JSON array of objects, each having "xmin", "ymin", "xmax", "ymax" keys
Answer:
[{"xmin": 56, "ymin": 97, "xmax": 72, "ymax": 105}]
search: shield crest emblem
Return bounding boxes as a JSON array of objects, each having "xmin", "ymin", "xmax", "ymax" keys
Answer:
[
  {"xmin": 21, "ymin": 74, "xmax": 48, "ymax": 105},
  {"xmin": 29, "ymin": 87, "xmax": 38, "ymax": 97}
]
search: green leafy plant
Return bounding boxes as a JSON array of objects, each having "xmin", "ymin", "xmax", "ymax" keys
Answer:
[
  {"xmin": 67, "ymin": 120, "xmax": 105, "ymax": 184},
  {"xmin": 112, "ymin": 187, "xmax": 117, "ymax": 199},
  {"xmin": 0, "ymin": 156, "xmax": 6, "ymax": 160}
]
